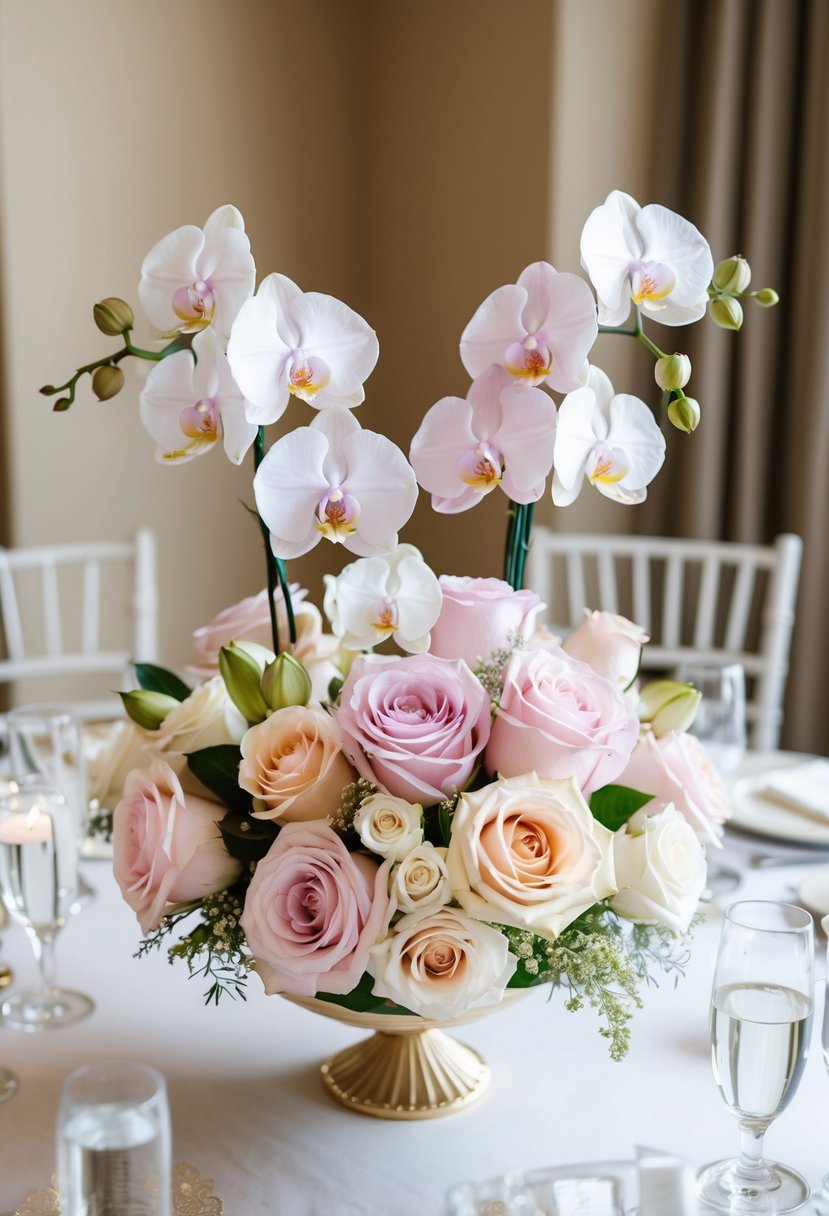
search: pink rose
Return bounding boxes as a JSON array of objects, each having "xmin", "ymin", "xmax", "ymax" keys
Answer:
[
  {"xmin": 486, "ymin": 647, "xmax": 639, "ymax": 793},
  {"xmin": 618, "ymin": 729, "xmax": 730, "ymax": 844},
  {"xmin": 563, "ymin": 611, "xmax": 649, "ymax": 688},
  {"xmin": 240, "ymin": 821, "xmax": 391, "ymax": 997},
  {"xmin": 335, "ymin": 653, "xmax": 492, "ymax": 805},
  {"xmin": 112, "ymin": 760, "xmax": 242, "ymax": 935},
  {"xmin": 189, "ymin": 586, "xmax": 307, "ymax": 677},
  {"xmin": 429, "ymin": 576, "xmax": 545, "ymax": 669}
]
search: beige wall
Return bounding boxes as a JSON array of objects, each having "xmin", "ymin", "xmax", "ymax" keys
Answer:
[{"xmin": 1, "ymin": 0, "xmax": 666, "ymax": 696}]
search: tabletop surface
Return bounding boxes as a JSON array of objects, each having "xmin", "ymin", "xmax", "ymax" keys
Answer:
[{"xmin": 1, "ymin": 761, "xmax": 827, "ymax": 1215}]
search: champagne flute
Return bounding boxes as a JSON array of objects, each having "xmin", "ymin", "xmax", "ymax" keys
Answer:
[
  {"xmin": 0, "ymin": 784, "xmax": 94, "ymax": 1029},
  {"xmin": 57, "ymin": 1062, "xmax": 172, "ymax": 1216},
  {"xmin": 674, "ymin": 662, "xmax": 747, "ymax": 779},
  {"xmin": 698, "ymin": 900, "xmax": 814, "ymax": 1213}
]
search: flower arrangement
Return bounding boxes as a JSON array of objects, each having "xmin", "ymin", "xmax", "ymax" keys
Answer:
[{"xmin": 52, "ymin": 194, "xmax": 775, "ymax": 1058}]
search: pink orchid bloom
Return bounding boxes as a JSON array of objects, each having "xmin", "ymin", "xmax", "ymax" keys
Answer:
[
  {"xmin": 254, "ymin": 408, "xmax": 418, "ymax": 559},
  {"xmin": 409, "ymin": 364, "xmax": 557, "ymax": 513},
  {"xmin": 138, "ymin": 205, "xmax": 256, "ymax": 340},
  {"xmin": 139, "ymin": 328, "xmax": 258, "ymax": 465},
  {"xmin": 459, "ymin": 262, "xmax": 598, "ymax": 393},
  {"xmin": 226, "ymin": 273, "xmax": 379, "ymax": 427}
]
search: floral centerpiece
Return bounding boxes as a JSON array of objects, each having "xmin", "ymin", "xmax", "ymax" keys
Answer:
[{"xmin": 50, "ymin": 195, "xmax": 774, "ymax": 1092}]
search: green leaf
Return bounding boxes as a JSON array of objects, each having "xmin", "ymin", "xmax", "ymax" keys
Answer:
[
  {"xmin": 589, "ymin": 784, "xmax": 654, "ymax": 832},
  {"xmin": 438, "ymin": 802, "xmax": 453, "ymax": 845},
  {"xmin": 218, "ymin": 808, "xmax": 277, "ymax": 863},
  {"xmin": 315, "ymin": 972, "xmax": 416, "ymax": 1017},
  {"xmin": 134, "ymin": 662, "xmax": 191, "ymax": 701},
  {"xmin": 327, "ymin": 674, "xmax": 344, "ymax": 703},
  {"xmin": 186, "ymin": 745, "xmax": 246, "ymax": 808}
]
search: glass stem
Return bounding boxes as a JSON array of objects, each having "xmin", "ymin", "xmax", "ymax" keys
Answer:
[
  {"xmin": 31, "ymin": 929, "xmax": 57, "ymax": 996},
  {"xmin": 734, "ymin": 1122, "xmax": 773, "ymax": 1188}
]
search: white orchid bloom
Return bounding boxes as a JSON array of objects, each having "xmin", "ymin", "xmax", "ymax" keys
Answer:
[
  {"xmin": 580, "ymin": 190, "xmax": 713, "ymax": 327},
  {"xmin": 323, "ymin": 544, "xmax": 442, "ymax": 654},
  {"xmin": 139, "ymin": 328, "xmax": 258, "ymax": 465},
  {"xmin": 552, "ymin": 367, "xmax": 666, "ymax": 506},
  {"xmin": 226, "ymin": 273, "xmax": 379, "ymax": 427},
  {"xmin": 254, "ymin": 408, "xmax": 418, "ymax": 559},
  {"xmin": 138, "ymin": 205, "xmax": 256, "ymax": 340}
]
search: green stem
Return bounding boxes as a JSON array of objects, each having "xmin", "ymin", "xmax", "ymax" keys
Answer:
[
  {"xmin": 503, "ymin": 500, "xmax": 536, "ymax": 591},
  {"xmin": 43, "ymin": 332, "xmax": 191, "ymax": 407},
  {"xmin": 597, "ymin": 306, "xmax": 666, "ymax": 361},
  {"xmin": 252, "ymin": 429, "xmax": 296, "ymax": 651}
]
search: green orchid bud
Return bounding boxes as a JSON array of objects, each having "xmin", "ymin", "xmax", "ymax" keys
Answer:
[
  {"xmin": 709, "ymin": 297, "xmax": 744, "ymax": 331},
  {"xmin": 52, "ymin": 397, "xmax": 71, "ymax": 412},
  {"xmin": 756, "ymin": 287, "xmax": 779, "ymax": 308},
  {"xmin": 667, "ymin": 395, "xmax": 700, "ymax": 433},
  {"xmin": 219, "ymin": 642, "xmax": 271, "ymax": 724},
  {"xmin": 92, "ymin": 365, "xmax": 125, "ymax": 401},
  {"xmin": 654, "ymin": 353, "xmax": 691, "ymax": 392},
  {"xmin": 262, "ymin": 653, "xmax": 312, "ymax": 711},
  {"xmin": 712, "ymin": 256, "xmax": 751, "ymax": 294},
  {"xmin": 93, "ymin": 296, "xmax": 135, "ymax": 336},
  {"xmin": 120, "ymin": 689, "xmax": 179, "ymax": 730},
  {"xmin": 639, "ymin": 680, "xmax": 702, "ymax": 737}
]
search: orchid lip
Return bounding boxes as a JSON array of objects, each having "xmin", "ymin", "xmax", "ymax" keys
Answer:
[
  {"xmin": 315, "ymin": 486, "xmax": 360, "ymax": 541},
  {"xmin": 504, "ymin": 337, "xmax": 553, "ymax": 385},
  {"xmin": 288, "ymin": 352, "xmax": 331, "ymax": 401},
  {"xmin": 457, "ymin": 442, "xmax": 503, "ymax": 491},
  {"xmin": 628, "ymin": 259, "xmax": 677, "ymax": 305},
  {"xmin": 180, "ymin": 397, "xmax": 219, "ymax": 439},
  {"xmin": 172, "ymin": 281, "xmax": 216, "ymax": 329}
]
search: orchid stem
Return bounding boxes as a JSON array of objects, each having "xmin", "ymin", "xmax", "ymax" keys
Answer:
[
  {"xmin": 504, "ymin": 501, "xmax": 535, "ymax": 591},
  {"xmin": 598, "ymin": 306, "xmax": 666, "ymax": 361},
  {"xmin": 42, "ymin": 332, "xmax": 191, "ymax": 408},
  {"xmin": 252, "ymin": 429, "xmax": 296, "ymax": 652}
]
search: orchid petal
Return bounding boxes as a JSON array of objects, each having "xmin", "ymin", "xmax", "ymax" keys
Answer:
[
  {"xmin": 226, "ymin": 293, "xmax": 292, "ymax": 426},
  {"xmin": 139, "ymin": 351, "xmax": 207, "ymax": 464},
  {"xmin": 431, "ymin": 486, "xmax": 484, "ymax": 514},
  {"xmin": 604, "ymin": 393, "xmax": 666, "ymax": 487},
  {"xmin": 138, "ymin": 225, "xmax": 205, "ymax": 333},
  {"xmin": 311, "ymin": 406, "xmax": 360, "ymax": 486},
  {"xmin": 551, "ymin": 468, "xmax": 583, "ymax": 507},
  {"xmin": 198, "ymin": 226, "xmax": 256, "ymax": 338},
  {"xmin": 553, "ymin": 386, "xmax": 603, "ymax": 489},
  {"xmin": 491, "ymin": 381, "xmax": 556, "ymax": 495},
  {"xmin": 535, "ymin": 273, "xmax": 599, "ymax": 391},
  {"xmin": 288, "ymin": 291, "xmax": 379, "ymax": 408},
  {"xmin": 409, "ymin": 397, "xmax": 480, "ymax": 498},
  {"xmin": 516, "ymin": 261, "xmax": 559, "ymax": 334},
  {"xmin": 393, "ymin": 554, "xmax": 443, "ymax": 646},
  {"xmin": 253, "ymin": 427, "xmax": 330, "ymax": 555},
  {"xmin": 219, "ymin": 403, "xmax": 258, "ymax": 465},
  {"xmin": 255, "ymin": 272, "xmax": 303, "ymax": 349},
  {"xmin": 340, "ymin": 429, "xmax": 418, "ymax": 548},
  {"xmin": 459, "ymin": 284, "xmax": 527, "ymax": 379},
  {"xmin": 636, "ymin": 204, "xmax": 713, "ymax": 321},
  {"xmin": 466, "ymin": 365, "xmax": 510, "ymax": 439}
]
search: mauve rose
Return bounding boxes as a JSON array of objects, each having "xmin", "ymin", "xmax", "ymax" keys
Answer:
[
  {"xmin": 335, "ymin": 653, "xmax": 492, "ymax": 805},
  {"xmin": 487, "ymin": 647, "xmax": 639, "ymax": 793},
  {"xmin": 429, "ymin": 576, "xmax": 545, "ymax": 669},
  {"xmin": 240, "ymin": 821, "xmax": 391, "ymax": 997},
  {"xmin": 618, "ymin": 728, "xmax": 730, "ymax": 844},
  {"xmin": 563, "ymin": 610, "xmax": 649, "ymax": 688},
  {"xmin": 113, "ymin": 759, "xmax": 242, "ymax": 935},
  {"xmin": 446, "ymin": 773, "xmax": 615, "ymax": 939}
]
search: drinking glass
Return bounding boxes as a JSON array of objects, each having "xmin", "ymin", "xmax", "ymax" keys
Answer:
[
  {"xmin": 57, "ymin": 1062, "xmax": 172, "ymax": 1216},
  {"xmin": 697, "ymin": 900, "xmax": 814, "ymax": 1213},
  {"xmin": 0, "ymin": 784, "xmax": 94, "ymax": 1029},
  {"xmin": 674, "ymin": 661, "xmax": 747, "ymax": 779}
]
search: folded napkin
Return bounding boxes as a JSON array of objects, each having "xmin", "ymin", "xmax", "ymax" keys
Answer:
[{"xmin": 759, "ymin": 759, "xmax": 829, "ymax": 822}]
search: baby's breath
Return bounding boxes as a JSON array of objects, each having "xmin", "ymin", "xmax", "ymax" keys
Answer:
[
  {"xmin": 474, "ymin": 631, "xmax": 527, "ymax": 702},
  {"xmin": 329, "ymin": 778, "xmax": 377, "ymax": 833}
]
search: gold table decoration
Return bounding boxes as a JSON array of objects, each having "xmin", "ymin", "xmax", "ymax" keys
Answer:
[{"xmin": 14, "ymin": 1162, "xmax": 223, "ymax": 1215}]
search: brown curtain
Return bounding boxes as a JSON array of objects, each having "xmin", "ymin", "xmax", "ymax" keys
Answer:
[{"xmin": 639, "ymin": 0, "xmax": 829, "ymax": 753}]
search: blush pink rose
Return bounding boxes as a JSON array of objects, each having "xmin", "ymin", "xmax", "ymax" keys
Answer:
[
  {"xmin": 618, "ymin": 729, "xmax": 730, "ymax": 844},
  {"xmin": 190, "ymin": 587, "xmax": 306, "ymax": 676},
  {"xmin": 563, "ymin": 610, "xmax": 649, "ymax": 688},
  {"xmin": 486, "ymin": 647, "xmax": 639, "ymax": 793},
  {"xmin": 240, "ymin": 821, "xmax": 391, "ymax": 997},
  {"xmin": 429, "ymin": 576, "xmax": 545, "ymax": 669},
  {"xmin": 112, "ymin": 759, "xmax": 242, "ymax": 935},
  {"xmin": 335, "ymin": 653, "xmax": 492, "ymax": 805}
]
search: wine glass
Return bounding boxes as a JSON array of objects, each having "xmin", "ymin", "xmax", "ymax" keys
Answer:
[
  {"xmin": 697, "ymin": 900, "xmax": 814, "ymax": 1213},
  {"xmin": 56, "ymin": 1062, "xmax": 172, "ymax": 1216},
  {"xmin": 0, "ymin": 784, "xmax": 94, "ymax": 1030},
  {"xmin": 674, "ymin": 661, "xmax": 747, "ymax": 779}
]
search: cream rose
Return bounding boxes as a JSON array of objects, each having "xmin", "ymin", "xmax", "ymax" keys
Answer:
[
  {"xmin": 353, "ymin": 793, "xmax": 423, "ymax": 861},
  {"xmin": 563, "ymin": 610, "xmax": 649, "ymax": 688},
  {"xmin": 446, "ymin": 773, "xmax": 616, "ymax": 939},
  {"xmin": 610, "ymin": 805, "xmax": 707, "ymax": 933},
  {"xmin": 238, "ymin": 705, "xmax": 354, "ymax": 823},
  {"xmin": 369, "ymin": 906, "xmax": 517, "ymax": 1019},
  {"xmin": 87, "ymin": 719, "xmax": 155, "ymax": 809},
  {"xmin": 152, "ymin": 677, "xmax": 246, "ymax": 756},
  {"xmin": 389, "ymin": 842, "xmax": 451, "ymax": 915}
]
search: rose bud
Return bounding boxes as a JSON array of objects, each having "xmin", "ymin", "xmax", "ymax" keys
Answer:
[{"xmin": 638, "ymin": 680, "xmax": 701, "ymax": 737}]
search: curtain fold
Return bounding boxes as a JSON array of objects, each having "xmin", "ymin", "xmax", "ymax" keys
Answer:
[{"xmin": 638, "ymin": 0, "xmax": 828, "ymax": 753}]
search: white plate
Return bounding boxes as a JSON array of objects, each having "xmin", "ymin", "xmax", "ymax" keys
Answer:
[
  {"xmin": 728, "ymin": 752, "xmax": 829, "ymax": 845},
  {"xmin": 798, "ymin": 864, "xmax": 829, "ymax": 921}
]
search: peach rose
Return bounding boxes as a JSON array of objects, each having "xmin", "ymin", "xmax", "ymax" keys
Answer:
[
  {"xmin": 563, "ymin": 610, "xmax": 649, "ymax": 688},
  {"xmin": 112, "ymin": 759, "xmax": 242, "ymax": 935},
  {"xmin": 238, "ymin": 705, "xmax": 355, "ymax": 823},
  {"xmin": 446, "ymin": 773, "xmax": 616, "ymax": 939},
  {"xmin": 241, "ymin": 820, "xmax": 391, "ymax": 997}
]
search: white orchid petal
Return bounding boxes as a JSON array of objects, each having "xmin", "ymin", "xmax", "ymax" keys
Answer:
[
  {"xmin": 202, "ymin": 204, "xmax": 246, "ymax": 243},
  {"xmin": 637, "ymin": 204, "xmax": 713, "ymax": 311},
  {"xmin": 552, "ymin": 468, "xmax": 583, "ymax": 507},
  {"xmin": 409, "ymin": 397, "xmax": 479, "ymax": 498},
  {"xmin": 393, "ymin": 554, "xmax": 443, "ymax": 644},
  {"xmin": 219, "ymin": 405, "xmax": 258, "ymax": 465},
  {"xmin": 341, "ymin": 430, "xmax": 418, "ymax": 547},
  {"xmin": 459, "ymin": 284, "xmax": 527, "ymax": 379},
  {"xmin": 431, "ymin": 486, "xmax": 484, "ymax": 514},
  {"xmin": 596, "ymin": 481, "xmax": 648, "ymax": 504},
  {"xmin": 579, "ymin": 201, "xmax": 634, "ymax": 325},
  {"xmin": 268, "ymin": 528, "xmax": 322, "ymax": 559},
  {"xmin": 553, "ymin": 387, "xmax": 603, "ymax": 489},
  {"xmin": 226, "ymin": 294, "xmax": 292, "ymax": 425},
  {"xmin": 139, "ymin": 351, "xmax": 209, "ymax": 463},
  {"xmin": 191, "ymin": 328, "xmax": 223, "ymax": 398},
  {"xmin": 289, "ymin": 290, "xmax": 379, "ymax": 405},
  {"xmin": 515, "ymin": 261, "xmax": 559, "ymax": 333},
  {"xmin": 541, "ymin": 272, "xmax": 599, "ymax": 390},
  {"xmin": 311, "ymin": 406, "xmax": 361, "ymax": 486},
  {"xmin": 491, "ymin": 382, "xmax": 556, "ymax": 494},
  {"xmin": 253, "ymin": 427, "xmax": 330, "ymax": 546},
  {"xmin": 466, "ymin": 365, "xmax": 509, "ymax": 439},
  {"xmin": 138, "ymin": 225, "xmax": 204, "ymax": 332},
  {"xmin": 604, "ymin": 393, "xmax": 666, "ymax": 487},
  {"xmin": 200, "ymin": 227, "xmax": 256, "ymax": 338}
]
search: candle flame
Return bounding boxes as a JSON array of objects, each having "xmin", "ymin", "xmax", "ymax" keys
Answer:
[{"xmin": 25, "ymin": 805, "xmax": 42, "ymax": 830}]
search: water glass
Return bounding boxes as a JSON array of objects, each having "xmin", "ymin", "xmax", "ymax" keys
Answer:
[
  {"xmin": 57, "ymin": 1062, "xmax": 172, "ymax": 1216},
  {"xmin": 6, "ymin": 704, "xmax": 89, "ymax": 842},
  {"xmin": 674, "ymin": 661, "xmax": 747, "ymax": 778}
]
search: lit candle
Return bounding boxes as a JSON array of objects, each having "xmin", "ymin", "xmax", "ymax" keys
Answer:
[{"xmin": 0, "ymin": 805, "xmax": 53, "ymax": 844}]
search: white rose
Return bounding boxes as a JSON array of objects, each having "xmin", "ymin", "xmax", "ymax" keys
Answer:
[
  {"xmin": 353, "ymin": 793, "xmax": 423, "ymax": 861},
  {"xmin": 609, "ymin": 804, "xmax": 707, "ymax": 933},
  {"xmin": 152, "ymin": 677, "xmax": 246, "ymax": 756},
  {"xmin": 389, "ymin": 842, "xmax": 451, "ymax": 915},
  {"xmin": 87, "ymin": 719, "xmax": 155, "ymax": 809},
  {"xmin": 369, "ymin": 906, "xmax": 517, "ymax": 1020}
]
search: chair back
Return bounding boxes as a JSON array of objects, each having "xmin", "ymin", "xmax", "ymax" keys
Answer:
[
  {"xmin": 525, "ymin": 530, "xmax": 802, "ymax": 751},
  {"xmin": 0, "ymin": 529, "xmax": 158, "ymax": 720}
]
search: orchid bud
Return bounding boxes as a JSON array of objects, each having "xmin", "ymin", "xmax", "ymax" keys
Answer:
[
  {"xmin": 52, "ymin": 397, "xmax": 71, "ymax": 412},
  {"xmin": 92, "ymin": 365, "xmax": 125, "ymax": 401},
  {"xmin": 709, "ymin": 297, "xmax": 743, "ymax": 331},
  {"xmin": 712, "ymin": 256, "xmax": 751, "ymax": 294},
  {"xmin": 93, "ymin": 296, "xmax": 135, "ymax": 336},
  {"xmin": 219, "ymin": 642, "xmax": 271, "ymax": 724},
  {"xmin": 667, "ymin": 395, "xmax": 700, "ymax": 433},
  {"xmin": 638, "ymin": 680, "xmax": 702, "ymax": 737},
  {"xmin": 756, "ymin": 287, "xmax": 779, "ymax": 308},
  {"xmin": 120, "ymin": 689, "xmax": 178, "ymax": 730},
  {"xmin": 654, "ymin": 353, "xmax": 691, "ymax": 392},
  {"xmin": 262, "ymin": 653, "xmax": 312, "ymax": 711}
]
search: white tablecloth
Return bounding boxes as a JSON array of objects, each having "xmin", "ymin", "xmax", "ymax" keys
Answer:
[{"xmin": 0, "ymin": 835, "xmax": 826, "ymax": 1214}]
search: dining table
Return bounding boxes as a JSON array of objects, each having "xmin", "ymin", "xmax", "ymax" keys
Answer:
[{"xmin": 1, "ymin": 753, "xmax": 828, "ymax": 1216}]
